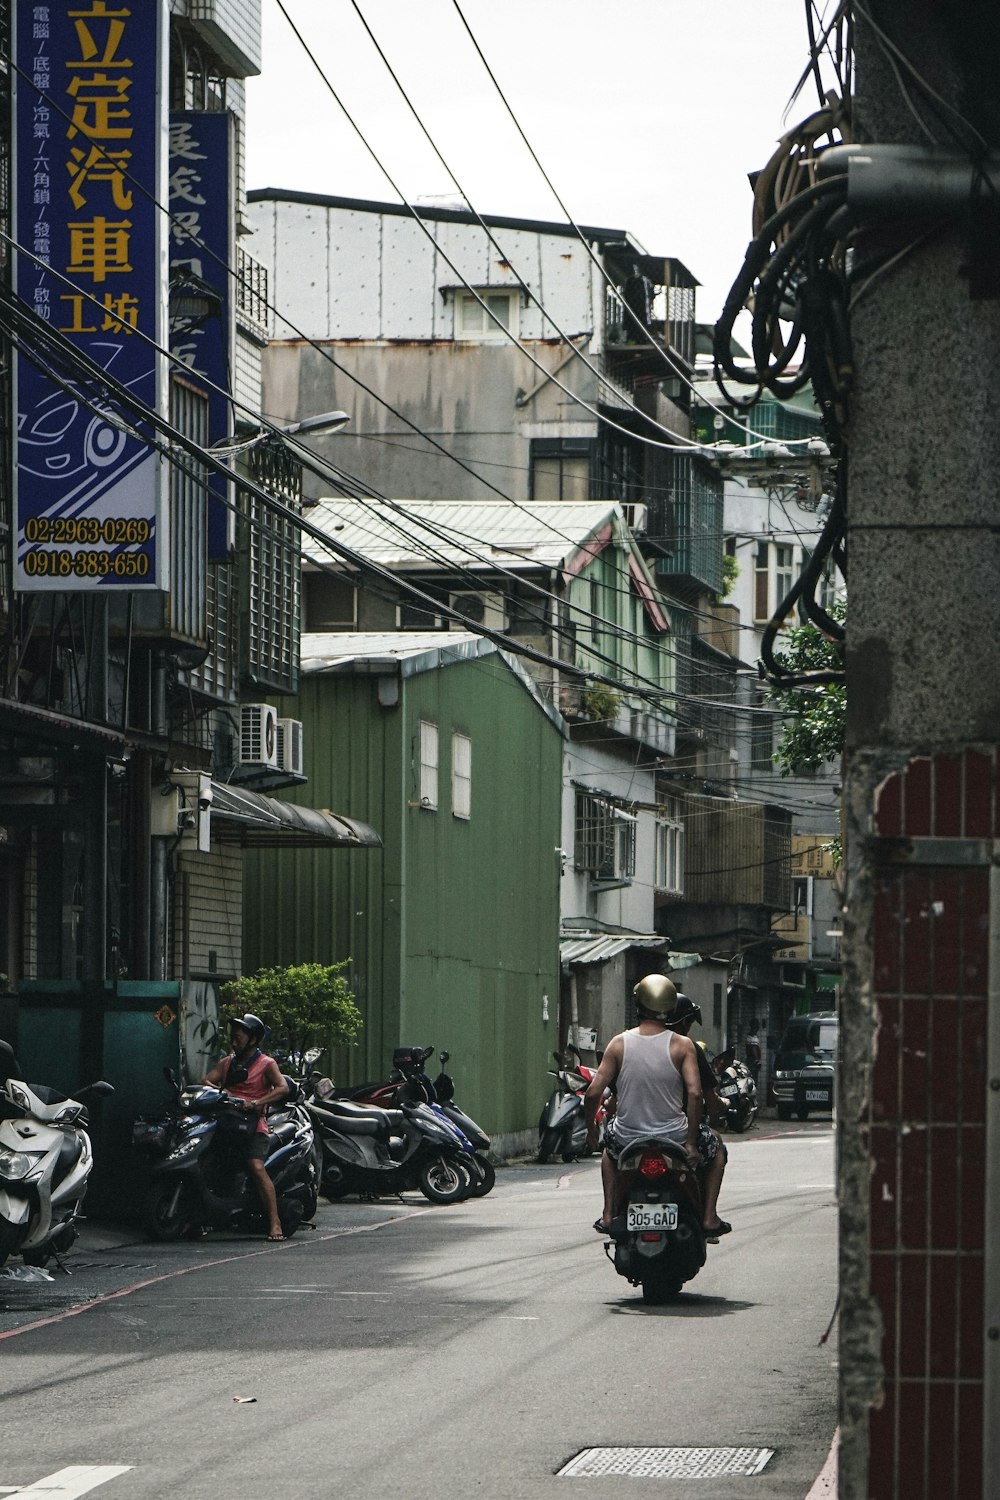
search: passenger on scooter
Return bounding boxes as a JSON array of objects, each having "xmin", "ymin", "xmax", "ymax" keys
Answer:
[
  {"xmin": 665, "ymin": 995, "xmax": 731, "ymax": 1241},
  {"xmin": 204, "ymin": 1013, "xmax": 288, "ymax": 1242},
  {"xmin": 584, "ymin": 975, "xmax": 702, "ymax": 1236}
]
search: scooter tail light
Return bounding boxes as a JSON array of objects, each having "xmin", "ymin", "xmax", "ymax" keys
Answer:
[{"xmin": 639, "ymin": 1151, "xmax": 670, "ymax": 1179}]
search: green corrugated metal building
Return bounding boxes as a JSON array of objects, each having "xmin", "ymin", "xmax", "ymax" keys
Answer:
[{"xmin": 242, "ymin": 632, "xmax": 566, "ymax": 1150}]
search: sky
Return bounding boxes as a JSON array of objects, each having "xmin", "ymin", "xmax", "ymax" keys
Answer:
[{"xmin": 244, "ymin": 0, "xmax": 818, "ymax": 329}]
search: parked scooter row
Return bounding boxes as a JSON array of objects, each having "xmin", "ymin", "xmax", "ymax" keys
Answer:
[
  {"xmin": 0, "ymin": 1040, "xmax": 114, "ymax": 1269},
  {"xmin": 306, "ymin": 1047, "xmax": 495, "ymax": 1203},
  {"xmin": 711, "ymin": 1051, "xmax": 759, "ymax": 1133}
]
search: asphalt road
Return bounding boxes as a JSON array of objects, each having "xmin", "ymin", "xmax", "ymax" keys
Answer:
[{"xmin": 0, "ymin": 1119, "xmax": 837, "ymax": 1500}]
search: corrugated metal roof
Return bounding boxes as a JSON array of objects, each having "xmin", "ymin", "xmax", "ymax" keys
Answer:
[
  {"xmin": 301, "ymin": 499, "xmax": 620, "ymax": 573},
  {"xmin": 559, "ymin": 934, "xmax": 702, "ymax": 969},
  {"xmin": 301, "ymin": 630, "xmax": 486, "ymax": 674},
  {"xmin": 300, "ymin": 631, "xmax": 568, "ymax": 738}
]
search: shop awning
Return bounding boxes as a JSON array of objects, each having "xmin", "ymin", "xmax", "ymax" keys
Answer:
[
  {"xmin": 209, "ymin": 782, "xmax": 381, "ymax": 849},
  {"xmin": 559, "ymin": 933, "xmax": 701, "ymax": 970}
]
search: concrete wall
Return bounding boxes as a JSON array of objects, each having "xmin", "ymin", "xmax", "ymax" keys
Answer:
[{"xmin": 840, "ymin": 7, "xmax": 1000, "ymax": 1498}]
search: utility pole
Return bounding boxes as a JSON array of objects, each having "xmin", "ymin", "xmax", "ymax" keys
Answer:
[{"xmin": 840, "ymin": 5, "xmax": 1000, "ymax": 1498}]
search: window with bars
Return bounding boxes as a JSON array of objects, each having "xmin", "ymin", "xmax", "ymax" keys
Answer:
[
  {"xmin": 240, "ymin": 492, "xmax": 300, "ymax": 694},
  {"xmin": 575, "ymin": 791, "xmax": 636, "ymax": 884}
]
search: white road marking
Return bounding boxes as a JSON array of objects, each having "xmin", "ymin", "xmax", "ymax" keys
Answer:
[{"xmin": 8, "ymin": 1466, "xmax": 131, "ymax": 1498}]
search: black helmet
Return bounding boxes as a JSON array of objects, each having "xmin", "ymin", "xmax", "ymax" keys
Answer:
[
  {"xmin": 229, "ymin": 1012, "xmax": 265, "ymax": 1045},
  {"xmin": 665, "ymin": 993, "xmax": 702, "ymax": 1029}
]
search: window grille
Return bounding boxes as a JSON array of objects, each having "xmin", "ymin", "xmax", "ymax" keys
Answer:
[
  {"xmin": 575, "ymin": 791, "xmax": 636, "ymax": 883},
  {"xmin": 239, "ymin": 445, "xmax": 301, "ymax": 693}
]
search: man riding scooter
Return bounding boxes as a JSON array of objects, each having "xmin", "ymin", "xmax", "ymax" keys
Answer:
[
  {"xmin": 203, "ymin": 1013, "xmax": 288, "ymax": 1241},
  {"xmin": 584, "ymin": 976, "xmax": 732, "ymax": 1240}
]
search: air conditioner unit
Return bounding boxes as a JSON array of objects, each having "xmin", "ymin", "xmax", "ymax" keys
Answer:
[
  {"xmin": 240, "ymin": 703, "xmax": 278, "ymax": 768},
  {"xmin": 276, "ymin": 718, "xmax": 304, "ymax": 777},
  {"xmin": 448, "ymin": 591, "xmax": 505, "ymax": 632},
  {"xmin": 622, "ymin": 502, "xmax": 648, "ymax": 533}
]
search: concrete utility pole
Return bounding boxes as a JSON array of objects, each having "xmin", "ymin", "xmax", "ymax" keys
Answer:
[{"xmin": 840, "ymin": 4, "xmax": 1000, "ymax": 1498}]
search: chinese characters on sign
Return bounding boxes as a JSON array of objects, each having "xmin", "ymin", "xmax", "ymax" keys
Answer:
[
  {"xmin": 169, "ymin": 110, "xmax": 235, "ymax": 560},
  {"xmin": 14, "ymin": 1, "xmax": 167, "ymax": 590}
]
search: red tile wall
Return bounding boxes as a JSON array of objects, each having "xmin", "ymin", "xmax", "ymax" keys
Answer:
[{"xmin": 866, "ymin": 750, "xmax": 994, "ymax": 1500}]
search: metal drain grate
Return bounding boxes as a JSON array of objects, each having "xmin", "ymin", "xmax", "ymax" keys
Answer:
[{"xmin": 557, "ymin": 1447, "xmax": 775, "ymax": 1479}]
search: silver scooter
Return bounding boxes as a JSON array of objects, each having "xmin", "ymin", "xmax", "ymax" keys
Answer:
[{"xmin": 0, "ymin": 1040, "xmax": 114, "ymax": 1267}]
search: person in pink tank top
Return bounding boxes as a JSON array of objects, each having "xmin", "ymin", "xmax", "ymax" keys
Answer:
[{"xmin": 204, "ymin": 1013, "xmax": 289, "ymax": 1241}]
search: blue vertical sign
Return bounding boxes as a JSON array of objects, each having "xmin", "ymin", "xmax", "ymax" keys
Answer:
[
  {"xmin": 13, "ymin": 1, "xmax": 168, "ymax": 591},
  {"xmin": 169, "ymin": 110, "xmax": 235, "ymax": 561}
]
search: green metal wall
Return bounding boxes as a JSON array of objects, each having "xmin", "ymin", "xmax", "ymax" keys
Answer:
[{"xmin": 242, "ymin": 651, "xmax": 564, "ymax": 1137}]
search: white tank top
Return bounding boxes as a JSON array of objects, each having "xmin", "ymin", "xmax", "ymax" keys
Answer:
[{"xmin": 614, "ymin": 1028, "xmax": 687, "ymax": 1142}]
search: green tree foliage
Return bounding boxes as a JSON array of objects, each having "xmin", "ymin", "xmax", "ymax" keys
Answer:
[
  {"xmin": 770, "ymin": 605, "xmax": 846, "ymax": 777},
  {"xmin": 221, "ymin": 961, "xmax": 362, "ymax": 1074}
]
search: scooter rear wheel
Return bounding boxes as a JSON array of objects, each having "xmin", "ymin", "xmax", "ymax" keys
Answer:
[
  {"xmin": 470, "ymin": 1153, "xmax": 496, "ymax": 1197},
  {"xmin": 641, "ymin": 1266, "xmax": 683, "ymax": 1305}
]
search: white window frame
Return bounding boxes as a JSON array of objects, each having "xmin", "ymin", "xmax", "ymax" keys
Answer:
[
  {"xmin": 451, "ymin": 732, "xmax": 471, "ymax": 819},
  {"xmin": 654, "ymin": 795, "xmax": 685, "ymax": 895},
  {"xmin": 418, "ymin": 721, "xmax": 438, "ymax": 810},
  {"xmin": 753, "ymin": 539, "xmax": 801, "ymax": 624},
  {"xmin": 454, "ymin": 289, "xmax": 519, "ymax": 341}
]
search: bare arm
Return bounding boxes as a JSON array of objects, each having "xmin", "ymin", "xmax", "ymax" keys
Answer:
[
  {"xmin": 249, "ymin": 1060, "xmax": 289, "ymax": 1114},
  {"xmin": 203, "ymin": 1057, "xmax": 226, "ymax": 1085},
  {"xmin": 673, "ymin": 1036, "xmax": 703, "ymax": 1167},
  {"xmin": 584, "ymin": 1036, "xmax": 622, "ymax": 1146}
]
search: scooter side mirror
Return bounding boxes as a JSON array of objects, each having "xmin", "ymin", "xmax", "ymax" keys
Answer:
[
  {"xmin": 82, "ymin": 1079, "xmax": 115, "ymax": 1099},
  {"xmin": 439, "ymin": 1050, "xmax": 450, "ymax": 1064}
]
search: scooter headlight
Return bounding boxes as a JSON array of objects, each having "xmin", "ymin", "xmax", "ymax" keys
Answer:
[{"xmin": 0, "ymin": 1147, "xmax": 38, "ymax": 1180}]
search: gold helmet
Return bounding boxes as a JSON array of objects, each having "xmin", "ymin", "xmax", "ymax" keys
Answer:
[{"xmin": 632, "ymin": 974, "xmax": 678, "ymax": 1016}]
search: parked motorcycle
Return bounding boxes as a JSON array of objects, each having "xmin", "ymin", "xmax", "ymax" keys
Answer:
[
  {"xmin": 134, "ymin": 1069, "xmax": 317, "ymax": 1241},
  {"xmin": 429, "ymin": 1050, "xmax": 495, "ymax": 1198},
  {"xmin": 537, "ymin": 1047, "xmax": 596, "ymax": 1163},
  {"xmin": 306, "ymin": 1079, "xmax": 475, "ymax": 1205},
  {"xmin": 711, "ymin": 1050, "xmax": 758, "ymax": 1133},
  {"xmin": 319, "ymin": 1045, "xmax": 494, "ymax": 1198},
  {"xmin": 0, "ymin": 1038, "xmax": 114, "ymax": 1268},
  {"xmin": 600, "ymin": 1134, "xmax": 706, "ymax": 1305}
]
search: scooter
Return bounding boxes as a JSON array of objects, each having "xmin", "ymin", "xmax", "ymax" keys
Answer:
[
  {"xmin": 711, "ymin": 1051, "xmax": 758, "ymax": 1133},
  {"xmin": 600, "ymin": 1135, "xmax": 707, "ymax": 1305},
  {"xmin": 134, "ymin": 1069, "xmax": 317, "ymax": 1241},
  {"xmin": 536, "ymin": 1046, "xmax": 595, "ymax": 1163},
  {"xmin": 0, "ymin": 1039, "xmax": 114, "ymax": 1268},
  {"xmin": 429, "ymin": 1051, "xmax": 495, "ymax": 1198},
  {"xmin": 306, "ymin": 1082, "xmax": 474, "ymax": 1205},
  {"xmin": 316, "ymin": 1045, "xmax": 493, "ymax": 1197}
]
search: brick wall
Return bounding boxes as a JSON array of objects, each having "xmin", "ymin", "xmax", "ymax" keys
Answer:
[{"xmin": 866, "ymin": 750, "xmax": 992, "ymax": 1499}]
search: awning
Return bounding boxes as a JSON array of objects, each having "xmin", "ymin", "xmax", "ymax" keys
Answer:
[
  {"xmin": 559, "ymin": 933, "xmax": 701, "ymax": 970},
  {"xmin": 209, "ymin": 782, "xmax": 381, "ymax": 849}
]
